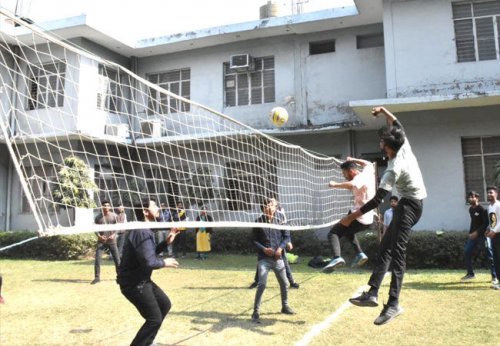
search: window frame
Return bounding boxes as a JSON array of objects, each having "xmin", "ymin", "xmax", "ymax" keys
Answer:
[
  {"xmin": 146, "ymin": 68, "xmax": 191, "ymax": 115},
  {"xmin": 223, "ymin": 56, "xmax": 275, "ymax": 108},
  {"xmin": 21, "ymin": 165, "xmax": 56, "ymax": 213},
  {"xmin": 461, "ymin": 135, "xmax": 500, "ymax": 201},
  {"xmin": 452, "ymin": 1, "xmax": 500, "ymax": 62},
  {"xmin": 27, "ymin": 61, "xmax": 66, "ymax": 110},
  {"xmin": 97, "ymin": 64, "xmax": 122, "ymax": 114}
]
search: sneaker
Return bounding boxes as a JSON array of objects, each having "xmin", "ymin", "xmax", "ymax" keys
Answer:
[
  {"xmin": 492, "ymin": 284, "xmax": 500, "ymax": 290},
  {"xmin": 90, "ymin": 278, "xmax": 100, "ymax": 285},
  {"xmin": 322, "ymin": 257, "xmax": 346, "ymax": 273},
  {"xmin": 492, "ymin": 277, "xmax": 499, "ymax": 285},
  {"xmin": 249, "ymin": 282, "xmax": 258, "ymax": 289},
  {"xmin": 290, "ymin": 282, "xmax": 300, "ymax": 289},
  {"xmin": 352, "ymin": 252, "xmax": 369, "ymax": 268},
  {"xmin": 374, "ymin": 304, "xmax": 403, "ymax": 325},
  {"xmin": 251, "ymin": 311, "xmax": 261, "ymax": 323},
  {"xmin": 349, "ymin": 291, "xmax": 378, "ymax": 307},
  {"xmin": 461, "ymin": 274, "xmax": 475, "ymax": 281},
  {"xmin": 281, "ymin": 306, "xmax": 296, "ymax": 315}
]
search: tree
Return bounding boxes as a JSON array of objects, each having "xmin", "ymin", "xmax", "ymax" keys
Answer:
[{"xmin": 52, "ymin": 156, "xmax": 98, "ymax": 209}]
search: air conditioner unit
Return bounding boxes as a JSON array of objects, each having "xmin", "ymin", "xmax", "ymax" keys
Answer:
[
  {"xmin": 230, "ymin": 54, "xmax": 254, "ymax": 70},
  {"xmin": 105, "ymin": 124, "xmax": 129, "ymax": 138},
  {"xmin": 140, "ymin": 120, "xmax": 162, "ymax": 138}
]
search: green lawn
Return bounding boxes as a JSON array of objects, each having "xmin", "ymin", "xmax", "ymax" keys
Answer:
[{"xmin": 0, "ymin": 255, "xmax": 499, "ymax": 345}]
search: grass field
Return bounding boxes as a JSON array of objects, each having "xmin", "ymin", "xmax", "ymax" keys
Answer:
[{"xmin": 0, "ymin": 254, "xmax": 499, "ymax": 346}]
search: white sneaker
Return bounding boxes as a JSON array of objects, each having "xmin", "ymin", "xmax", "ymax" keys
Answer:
[{"xmin": 492, "ymin": 278, "xmax": 499, "ymax": 285}]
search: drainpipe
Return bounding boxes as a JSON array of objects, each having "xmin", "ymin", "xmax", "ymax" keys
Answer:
[{"xmin": 348, "ymin": 129, "xmax": 356, "ymax": 157}]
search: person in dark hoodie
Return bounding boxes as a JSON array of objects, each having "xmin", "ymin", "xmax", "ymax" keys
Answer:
[{"xmin": 117, "ymin": 198, "xmax": 179, "ymax": 346}]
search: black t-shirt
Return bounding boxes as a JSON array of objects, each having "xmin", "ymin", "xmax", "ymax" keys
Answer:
[{"xmin": 469, "ymin": 204, "xmax": 488, "ymax": 235}]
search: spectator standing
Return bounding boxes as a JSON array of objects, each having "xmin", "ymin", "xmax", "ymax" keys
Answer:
[{"xmin": 195, "ymin": 206, "xmax": 213, "ymax": 260}]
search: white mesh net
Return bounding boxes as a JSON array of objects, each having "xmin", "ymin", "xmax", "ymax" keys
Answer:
[{"xmin": 0, "ymin": 10, "xmax": 358, "ymax": 235}]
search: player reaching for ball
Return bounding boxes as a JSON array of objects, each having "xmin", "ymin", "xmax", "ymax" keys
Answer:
[{"xmin": 345, "ymin": 106, "xmax": 427, "ymax": 325}]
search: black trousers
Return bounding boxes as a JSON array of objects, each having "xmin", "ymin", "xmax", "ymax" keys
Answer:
[
  {"xmin": 368, "ymin": 198, "xmax": 423, "ymax": 299},
  {"xmin": 94, "ymin": 242, "xmax": 120, "ymax": 279},
  {"xmin": 120, "ymin": 280, "xmax": 172, "ymax": 346},
  {"xmin": 328, "ymin": 219, "xmax": 371, "ymax": 258}
]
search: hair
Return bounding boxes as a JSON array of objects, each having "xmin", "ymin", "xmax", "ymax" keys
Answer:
[
  {"xmin": 378, "ymin": 125, "xmax": 405, "ymax": 152},
  {"xmin": 101, "ymin": 200, "xmax": 111, "ymax": 206},
  {"xmin": 340, "ymin": 161, "xmax": 357, "ymax": 171},
  {"xmin": 468, "ymin": 191, "xmax": 480, "ymax": 198},
  {"xmin": 260, "ymin": 197, "xmax": 275, "ymax": 212},
  {"xmin": 134, "ymin": 198, "xmax": 156, "ymax": 222},
  {"xmin": 389, "ymin": 195, "xmax": 399, "ymax": 202},
  {"xmin": 486, "ymin": 186, "xmax": 498, "ymax": 192}
]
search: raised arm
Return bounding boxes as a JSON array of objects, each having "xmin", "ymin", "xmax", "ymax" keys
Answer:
[
  {"xmin": 346, "ymin": 156, "xmax": 372, "ymax": 167},
  {"xmin": 372, "ymin": 106, "xmax": 397, "ymax": 126}
]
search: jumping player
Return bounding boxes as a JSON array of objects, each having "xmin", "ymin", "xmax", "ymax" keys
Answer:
[
  {"xmin": 345, "ymin": 106, "xmax": 427, "ymax": 325},
  {"xmin": 323, "ymin": 157, "xmax": 375, "ymax": 272}
]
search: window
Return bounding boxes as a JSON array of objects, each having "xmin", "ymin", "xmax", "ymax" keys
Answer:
[
  {"xmin": 309, "ymin": 40, "xmax": 336, "ymax": 55},
  {"xmin": 97, "ymin": 65, "xmax": 121, "ymax": 113},
  {"xmin": 224, "ymin": 57, "xmax": 275, "ymax": 107},
  {"xmin": 27, "ymin": 62, "xmax": 66, "ymax": 110},
  {"xmin": 356, "ymin": 33, "xmax": 384, "ymax": 49},
  {"xmin": 224, "ymin": 160, "xmax": 277, "ymax": 211},
  {"xmin": 462, "ymin": 136, "xmax": 500, "ymax": 200},
  {"xmin": 94, "ymin": 165, "xmax": 124, "ymax": 205},
  {"xmin": 147, "ymin": 68, "xmax": 191, "ymax": 114},
  {"xmin": 452, "ymin": 1, "xmax": 500, "ymax": 62},
  {"xmin": 144, "ymin": 166, "xmax": 190, "ymax": 207},
  {"xmin": 22, "ymin": 166, "xmax": 55, "ymax": 213}
]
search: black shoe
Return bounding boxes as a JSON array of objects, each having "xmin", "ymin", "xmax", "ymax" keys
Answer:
[
  {"xmin": 251, "ymin": 311, "xmax": 261, "ymax": 323},
  {"xmin": 249, "ymin": 282, "xmax": 258, "ymax": 289},
  {"xmin": 374, "ymin": 304, "xmax": 403, "ymax": 325},
  {"xmin": 290, "ymin": 282, "xmax": 300, "ymax": 289},
  {"xmin": 90, "ymin": 278, "xmax": 100, "ymax": 285},
  {"xmin": 349, "ymin": 291, "xmax": 378, "ymax": 307},
  {"xmin": 281, "ymin": 306, "xmax": 296, "ymax": 315}
]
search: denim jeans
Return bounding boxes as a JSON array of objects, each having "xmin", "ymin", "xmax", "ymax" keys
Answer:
[
  {"xmin": 253, "ymin": 251, "xmax": 295, "ymax": 284},
  {"xmin": 120, "ymin": 280, "xmax": 172, "ymax": 346},
  {"xmin": 464, "ymin": 236, "xmax": 497, "ymax": 278},
  {"xmin": 253, "ymin": 257, "xmax": 289, "ymax": 312},
  {"xmin": 94, "ymin": 242, "xmax": 120, "ymax": 279},
  {"xmin": 368, "ymin": 198, "xmax": 423, "ymax": 299}
]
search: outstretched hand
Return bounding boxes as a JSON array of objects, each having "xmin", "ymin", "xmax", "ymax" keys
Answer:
[
  {"xmin": 371, "ymin": 106, "xmax": 386, "ymax": 117},
  {"xmin": 164, "ymin": 258, "xmax": 179, "ymax": 268}
]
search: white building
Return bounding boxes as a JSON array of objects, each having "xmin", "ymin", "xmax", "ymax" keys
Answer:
[{"xmin": 1, "ymin": 0, "xmax": 500, "ymax": 231}]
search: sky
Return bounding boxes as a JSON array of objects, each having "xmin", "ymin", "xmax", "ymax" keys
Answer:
[{"xmin": 0, "ymin": 0, "xmax": 355, "ymax": 40}]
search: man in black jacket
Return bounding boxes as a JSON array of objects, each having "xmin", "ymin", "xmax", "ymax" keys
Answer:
[
  {"xmin": 251, "ymin": 197, "xmax": 295, "ymax": 323},
  {"xmin": 117, "ymin": 198, "xmax": 179, "ymax": 346}
]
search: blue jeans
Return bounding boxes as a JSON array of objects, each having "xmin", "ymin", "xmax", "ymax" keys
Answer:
[
  {"xmin": 464, "ymin": 236, "xmax": 497, "ymax": 278},
  {"xmin": 120, "ymin": 280, "xmax": 171, "ymax": 346},
  {"xmin": 253, "ymin": 257, "xmax": 289, "ymax": 312},
  {"xmin": 94, "ymin": 242, "xmax": 120, "ymax": 279}
]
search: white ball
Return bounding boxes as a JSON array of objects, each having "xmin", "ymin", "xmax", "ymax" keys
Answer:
[{"xmin": 269, "ymin": 107, "xmax": 288, "ymax": 127}]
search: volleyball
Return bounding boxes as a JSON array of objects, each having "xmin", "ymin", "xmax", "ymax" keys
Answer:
[{"xmin": 269, "ymin": 107, "xmax": 288, "ymax": 127}]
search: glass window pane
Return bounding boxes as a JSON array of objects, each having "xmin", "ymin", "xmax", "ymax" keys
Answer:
[
  {"xmin": 475, "ymin": 17, "xmax": 496, "ymax": 61},
  {"xmin": 452, "ymin": 3, "xmax": 472, "ymax": 19}
]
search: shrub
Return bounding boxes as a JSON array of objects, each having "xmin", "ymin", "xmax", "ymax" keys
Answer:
[
  {"xmin": 0, "ymin": 229, "xmax": 489, "ymax": 270},
  {"xmin": 0, "ymin": 231, "xmax": 95, "ymax": 260}
]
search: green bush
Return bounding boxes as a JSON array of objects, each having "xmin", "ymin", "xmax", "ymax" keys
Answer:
[
  {"xmin": 0, "ymin": 231, "xmax": 95, "ymax": 260},
  {"xmin": 0, "ymin": 229, "xmax": 489, "ymax": 270}
]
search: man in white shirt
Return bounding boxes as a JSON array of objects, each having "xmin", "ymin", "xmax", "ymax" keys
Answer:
[
  {"xmin": 323, "ymin": 157, "xmax": 376, "ymax": 273},
  {"xmin": 485, "ymin": 186, "xmax": 500, "ymax": 290},
  {"xmin": 383, "ymin": 196, "xmax": 399, "ymax": 234}
]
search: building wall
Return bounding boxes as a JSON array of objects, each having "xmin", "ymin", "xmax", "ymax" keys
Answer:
[
  {"xmin": 384, "ymin": 0, "xmax": 500, "ymax": 98},
  {"xmin": 137, "ymin": 23, "xmax": 386, "ymax": 130}
]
